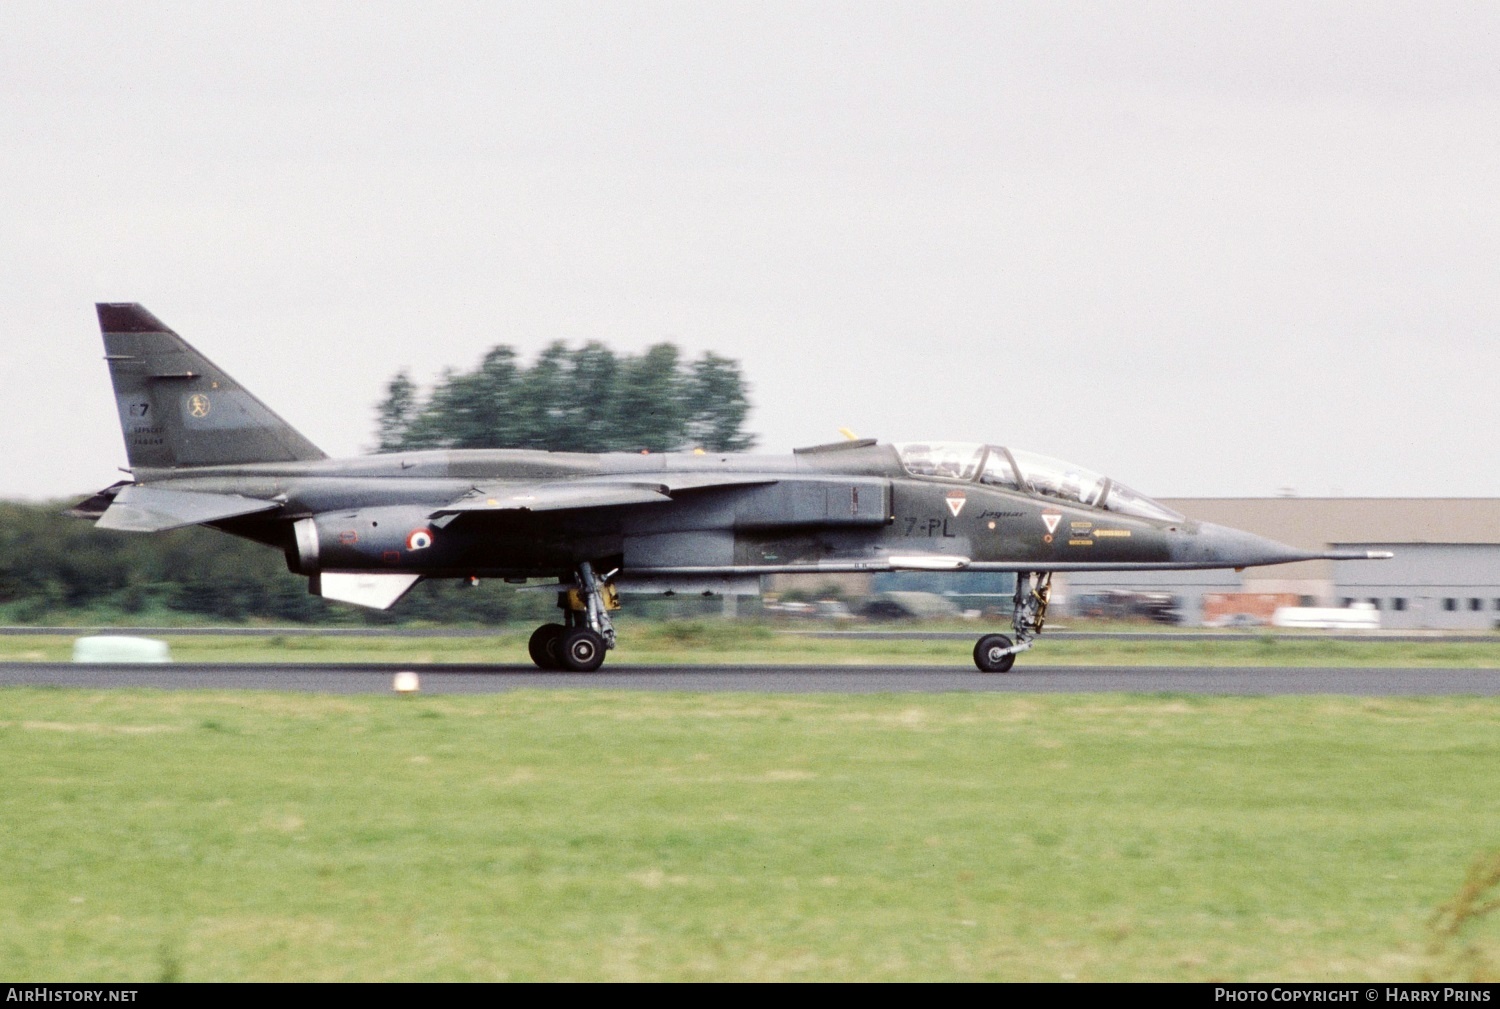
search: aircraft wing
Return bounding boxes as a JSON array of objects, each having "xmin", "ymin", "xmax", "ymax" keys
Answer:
[
  {"xmin": 431, "ymin": 474, "xmax": 779, "ymax": 517},
  {"xmin": 94, "ymin": 485, "xmax": 280, "ymax": 532},
  {"xmin": 655, "ymin": 473, "xmax": 779, "ymax": 494},
  {"xmin": 433, "ymin": 481, "xmax": 673, "ymax": 515}
]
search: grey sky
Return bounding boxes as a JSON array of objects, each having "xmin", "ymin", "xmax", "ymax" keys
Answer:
[{"xmin": 3, "ymin": 2, "xmax": 1497, "ymax": 500}]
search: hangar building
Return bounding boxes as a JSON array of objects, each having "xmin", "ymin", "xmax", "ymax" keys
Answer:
[{"xmin": 1061, "ymin": 498, "xmax": 1500, "ymax": 629}]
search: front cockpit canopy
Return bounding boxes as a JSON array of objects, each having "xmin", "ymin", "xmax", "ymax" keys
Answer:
[{"xmin": 895, "ymin": 442, "xmax": 1183, "ymax": 523}]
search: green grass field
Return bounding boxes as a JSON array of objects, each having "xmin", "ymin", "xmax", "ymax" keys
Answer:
[
  {"xmin": 3, "ymin": 688, "xmax": 1498, "ymax": 981},
  {"xmin": 4, "ymin": 622, "xmax": 1500, "ymax": 667}
]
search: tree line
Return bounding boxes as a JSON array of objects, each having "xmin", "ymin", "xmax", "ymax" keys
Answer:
[
  {"xmin": 376, "ymin": 341, "xmax": 754, "ymax": 453},
  {"xmin": 0, "ymin": 499, "xmax": 546, "ymax": 625}
]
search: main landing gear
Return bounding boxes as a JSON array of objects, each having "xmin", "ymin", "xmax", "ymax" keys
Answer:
[
  {"xmin": 528, "ymin": 561, "xmax": 620, "ymax": 672},
  {"xmin": 974, "ymin": 572, "xmax": 1052, "ymax": 673}
]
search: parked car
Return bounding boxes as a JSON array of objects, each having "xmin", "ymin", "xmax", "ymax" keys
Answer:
[
  {"xmin": 859, "ymin": 591, "xmax": 962, "ymax": 621},
  {"xmin": 1071, "ymin": 590, "xmax": 1182, "ymax": 625}
]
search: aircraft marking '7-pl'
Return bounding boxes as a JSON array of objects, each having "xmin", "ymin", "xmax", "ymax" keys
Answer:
[{"xmin": 74, "ymin": 304, "xmax": 1391, "ymax": 672}]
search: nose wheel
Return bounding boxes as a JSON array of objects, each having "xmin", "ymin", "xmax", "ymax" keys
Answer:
[
  {"xmin": 974, "ymin": 634, "xmax": 1016, "ymax": 673},
  {"xmin": 973, "ymin": 572, "xmax": 1051, "ymax": 673}
]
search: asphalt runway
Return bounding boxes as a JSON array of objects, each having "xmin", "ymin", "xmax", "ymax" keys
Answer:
[{"xmin": 2, "ymin": 662, "xmax": 1498, "ymax": 695}]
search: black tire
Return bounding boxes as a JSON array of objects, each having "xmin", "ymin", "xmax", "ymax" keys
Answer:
[
  {"xmin": 560, "ymin": 628, "xmax": 607, "ymax": 672},
  {"xmin": 974, "ymin": 633, "xmax": 1016, "ymax": 673},
  {"xmin": 528, "ymin": 623, "xmax": 567, "ymax": 670}
]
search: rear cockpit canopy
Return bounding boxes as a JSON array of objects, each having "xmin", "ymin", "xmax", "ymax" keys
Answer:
[{"xmin": 895, "ymin": 442, "xmax": 1183, "ymax": 523}]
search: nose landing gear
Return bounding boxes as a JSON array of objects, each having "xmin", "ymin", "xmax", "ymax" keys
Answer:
[
  {"xmin": 527, "ymin": 561, "xmax": 619, "ymax": 672},
  {"xmin": 974, "ymin": 571, "xmax": 1051, "ymax": 673}
]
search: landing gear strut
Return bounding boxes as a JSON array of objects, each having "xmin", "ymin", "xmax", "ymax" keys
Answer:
[
  {"xmin": 974, "ymin": 571, "xmax": 1052, "ymax": 673},
  {"xmin": 528, "ymin": 561, "xmax": 619, "ymax": 672}
]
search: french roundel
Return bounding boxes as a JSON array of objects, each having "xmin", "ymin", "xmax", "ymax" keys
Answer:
[{"xmin": 406, "ymin": 528, "xmax": 434, "ymax": 551}]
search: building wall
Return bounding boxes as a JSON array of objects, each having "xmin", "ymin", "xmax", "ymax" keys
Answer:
[{"xmin": 1332, "ymin": 543, "xmax": 1500, "ymax": 630}]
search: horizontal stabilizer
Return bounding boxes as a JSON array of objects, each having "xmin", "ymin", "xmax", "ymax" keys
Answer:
[
  {"xmin": 64, "ymin": 481, "xmax": 132, "ymax": 520},
  {"xmin": 95, "ymin": 485, "xmax": 279, "ymax": 532},
  {"xmin": 313, "ymin": 572, "xmax": 422, "ymax": 610}
]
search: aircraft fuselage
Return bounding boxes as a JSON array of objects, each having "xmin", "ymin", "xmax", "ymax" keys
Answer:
[{"xmin": 118, "ymin": 443, "xmax": 1316, "ymax": 581}]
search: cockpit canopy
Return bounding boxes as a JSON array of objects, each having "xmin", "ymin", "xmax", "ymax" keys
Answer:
[{"xmin": 895, "ymin": 442, "xmax": 1183, "ymax": 523}]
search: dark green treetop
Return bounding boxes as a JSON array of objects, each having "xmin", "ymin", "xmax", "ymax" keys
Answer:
[{"xmin": 375, "ymin": 341, "xmax": 756, "ymax": 453}]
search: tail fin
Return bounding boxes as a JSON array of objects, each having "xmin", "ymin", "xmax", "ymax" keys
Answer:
[{"xmin": 97, "ymin": 303, "xmax": 326, "ymax": 469}]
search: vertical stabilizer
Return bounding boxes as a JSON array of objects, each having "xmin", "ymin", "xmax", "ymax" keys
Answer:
[{"xmin": 97, "ymin": 303, "xmax": 326, "ymax": 469}]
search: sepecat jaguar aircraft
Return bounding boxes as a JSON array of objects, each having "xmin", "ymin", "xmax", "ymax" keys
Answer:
[{"xmin": 73, "ymin": 303, "xmax": 1391, "ymax": 672}]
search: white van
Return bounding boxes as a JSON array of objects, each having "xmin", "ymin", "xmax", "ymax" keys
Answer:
[{"xmin": 1271, "ymin": 602, "xmax": 1380, "ymax": 631}]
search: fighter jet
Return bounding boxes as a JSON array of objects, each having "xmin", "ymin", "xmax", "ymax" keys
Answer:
[{"xmin": 73, "ymin": 304, "xmax": 1391, "ymax": 672}]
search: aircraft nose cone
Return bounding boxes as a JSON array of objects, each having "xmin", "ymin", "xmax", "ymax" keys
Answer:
[{"xmin": 1171, "ymin": 522, "xmax": 1314, "ymax": 568}]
